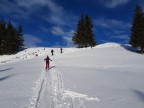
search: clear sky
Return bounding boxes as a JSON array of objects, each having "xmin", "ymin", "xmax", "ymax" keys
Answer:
[{"xmin": 0, "ymin": 0, "xmax": 144, "ymax": 47}]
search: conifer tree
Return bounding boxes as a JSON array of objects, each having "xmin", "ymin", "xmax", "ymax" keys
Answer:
[
  {"xmin": 0, "ymin": 20, "xmax": 6, "ymax": 54},
  {"xmin": 17, "ymin": 25, "xmax": 24, "ymax": 51},
  {"xmin": 130, "ymin": 5, "xmax": 144, "ymax": 53},
  {"xmin": 72, "ymin": 15, "xmax": 96, "ymax": 48},
  {"xmin": 0, "ymin": 19, "xmax": 24, "ymax": 55},
  {"xmin": 6, "ymin": 21, "xmax": 15, "ymax": 54},
  {"xmin": 72, "ymin": 15, "xmax": 85, "ymax": 48},
  {"xmin": 85, "ymin": 15, "xmax": 96, "ymax": 47}
]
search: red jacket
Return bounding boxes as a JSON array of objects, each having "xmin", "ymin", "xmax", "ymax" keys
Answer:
[{"xmin": 44, "ymin": 56, "xmax": 52, "ymax": 63}]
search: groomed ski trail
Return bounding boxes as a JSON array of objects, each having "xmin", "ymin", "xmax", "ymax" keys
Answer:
[
  {"xmin": 28, "ymin": 66, "xmax": 99, "ymax": 108},
  {"xmin": 36, "ymin": 66, "xmax": 74, "ymax": 108}
]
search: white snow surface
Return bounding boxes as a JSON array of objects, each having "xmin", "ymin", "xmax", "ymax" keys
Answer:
[{"xmin": 0, "ymin": 43, "xmax": 144, "ymax": 108}]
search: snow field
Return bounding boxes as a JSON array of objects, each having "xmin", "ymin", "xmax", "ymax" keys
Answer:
[
  {"xmin": 0, "ymin": 43, "xmax": 144, "ymax": 108},
  {"xmin": 54, "ymin": 44, "xmax": 144, "ymax": 108}
]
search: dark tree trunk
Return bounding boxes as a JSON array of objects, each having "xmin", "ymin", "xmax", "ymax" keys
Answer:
[{"xmin": 140, "ymin": 46, "xmax": 144, "ymax": 53}]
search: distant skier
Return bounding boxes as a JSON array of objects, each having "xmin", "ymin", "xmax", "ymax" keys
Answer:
[
  {"xmin": 44, "ymin": 56, "xmax": 52, "ymax": 70},
  {"xmin": 60, "ymin": 48, "xmax": 63, "ymax": 53},
  {"xmin": 51, "ymin": 49, "xmax": 54, "ymax": 56}
]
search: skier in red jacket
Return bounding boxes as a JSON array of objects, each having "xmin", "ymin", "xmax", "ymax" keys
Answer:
[{"xmin": 44, "ymin": 56, "xmax": 52, "ymax": 70}]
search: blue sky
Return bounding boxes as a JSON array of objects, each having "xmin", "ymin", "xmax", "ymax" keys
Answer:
[{"xmin": 0, "ymin": 0, "xmax": 144, "ymax": 47}]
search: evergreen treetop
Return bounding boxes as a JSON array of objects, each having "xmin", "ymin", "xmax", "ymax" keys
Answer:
[
  {"xmin": 0, "ymin": 19, "xmax": 24, "ymax": 55},
  {"xmin": 130, "ymin": 5, "xmax": 144, "ymax": 53},
  {"xmin": 72, "ymin": 15, "xmax": 96, "ymax": 48}
]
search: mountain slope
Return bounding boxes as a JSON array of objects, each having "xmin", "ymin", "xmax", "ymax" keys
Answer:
[
  {"xmin": 55, "ymin": 44, "xmax": 144, "ymax": 108},
  {"xmin": 0, "ymin": 43, "xmax": 144, "ymax": 108}
]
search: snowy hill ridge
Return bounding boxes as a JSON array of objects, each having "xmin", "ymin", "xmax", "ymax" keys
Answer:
[
  {"xmin": 0, "ymin": 42, "xmax": 129, "ymax": 65},
  {"xmin": 96, "ymin": 42, "xmax": 129, "ymax": 48},
  {"xmin": 0, "ymin": 43, "xmax": 144, "ymax": 108},
  {"xmin": 0, "ymin": 47, "xmax": 76, "ymax": 65}
]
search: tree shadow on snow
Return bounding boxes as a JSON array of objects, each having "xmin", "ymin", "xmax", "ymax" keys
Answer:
[
  {"xmin": 0, "ymin": 68, "xmax": 13, "ymax": 73},
  {"xmin": 0, "ymin": 74, "xmax": 17, "ymax": 81},
  {"xmin": 133, "ymin": 90, "xmax": 144, "ymax": 102},
  {"xmin": 120, "ymin": 45, "xmax": 138, "ymax": 53}
]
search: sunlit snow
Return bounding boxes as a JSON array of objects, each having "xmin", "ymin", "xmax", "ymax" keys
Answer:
[{"xmin": 0, "ymin": 43, "xmax": 144, "ymax": 108}]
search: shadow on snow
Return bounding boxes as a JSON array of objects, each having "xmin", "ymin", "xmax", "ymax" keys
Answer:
[
  {"xmin": 0, "ymin": 73, "xmax": 17, "ymax": 81},
  {"xmin": 0, "ymin": 68, "xmax": 13, "ymax": 73},
  {"xmin": 120, "ymin": 45, "xmax": 138, "ymax": 53},
  {"xmin": 133, "ymin": 90, "xmax": 144, "ymax": 102},
  {"xmin": 45, "ymin": 66, "xmax": 56, "ymax": 72}
]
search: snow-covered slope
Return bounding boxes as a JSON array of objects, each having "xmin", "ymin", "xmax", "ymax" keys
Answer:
[
  {"xmin": 0, "ymin": 43, "xmax": 144, "ymax": 108},
  {"xmin": 96, "ymin": 42, "xmax": 121, "ymax": 48},
  {"xmin": 0, "ymin": 48, "xmax": 72, "ymax": 64}
]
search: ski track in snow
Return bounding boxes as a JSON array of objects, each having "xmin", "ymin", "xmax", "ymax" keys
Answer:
[
  {"xmin": 28, "ymin": 65, "xmax": 99, "ymax": 108},
  {"xmin": 1, "ymin": 44, "xmax": 144, "ymax": 108}
]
